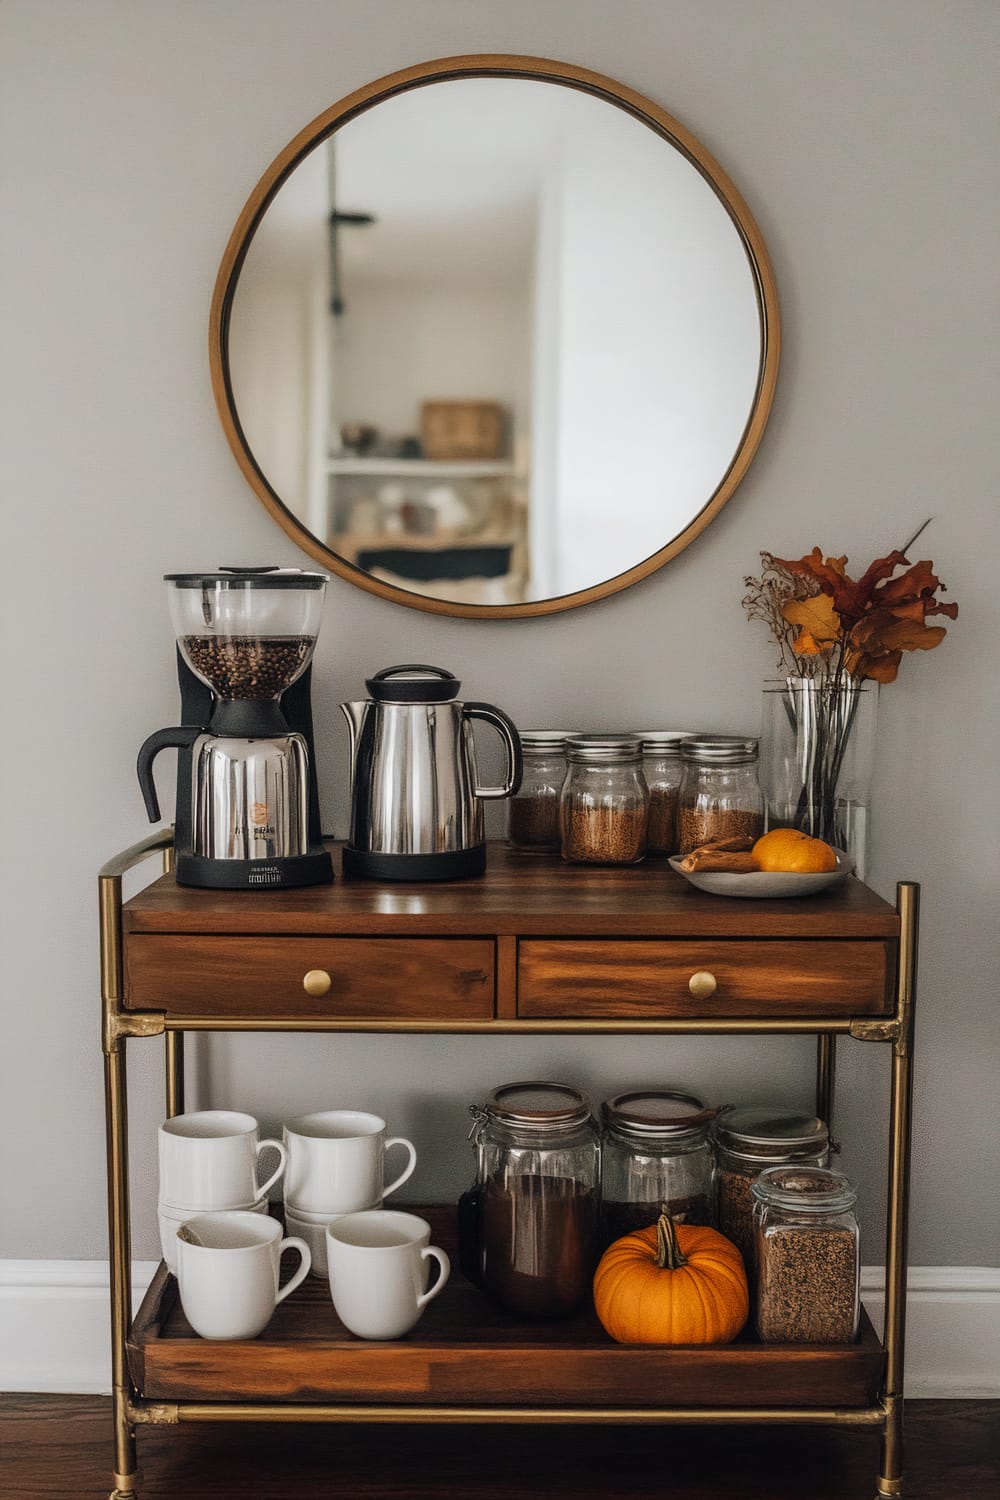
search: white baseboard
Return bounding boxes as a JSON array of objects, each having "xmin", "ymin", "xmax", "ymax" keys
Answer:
[{"xmin": 1, "ymin": 1260, "xmax": 998, "ymax": 1397}]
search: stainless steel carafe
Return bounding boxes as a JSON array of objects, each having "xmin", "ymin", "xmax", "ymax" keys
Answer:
[{"xmin": 340, "ymin": 665, "xmax": 522, "ymax": 880}]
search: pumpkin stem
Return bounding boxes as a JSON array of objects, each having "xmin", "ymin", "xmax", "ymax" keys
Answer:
[{"xmin": 653, "ymin": 1206, "xmax": 688, "ymax": 1271}]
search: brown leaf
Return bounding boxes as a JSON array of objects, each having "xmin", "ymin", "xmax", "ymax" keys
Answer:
[{"xmin": 781, "ymin": 594, "xmax": 842, "ymax": 653}]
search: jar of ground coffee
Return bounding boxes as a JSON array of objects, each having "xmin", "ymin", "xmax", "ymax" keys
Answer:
[
  {"xmin": 506, "ymin": 732, "xmax": 568, "ymax": 853},
  {"xmin": 713, "ymin": 1105, "xmax": 830, "ymax": 1270},
  {"xmin": 600, "ymin": 1089, "xmax": 716, "ymax": 1248},
  {"xmin": 461, "ymin": 1081, "xmax": 600, "ymax": 1320},
  {"xmin": 752, "ymin": 1165, "xmax": 860, "ymax": 1343},
  {"xmin": 560, "ymin": 734, "xmax": 648, "ymax": 864},
  {"xmin": 678, "ymin": 735, "xmax": 764, "ymax": 854},
  {"xmin": 637, "ymin": 732, "xmax": 689, "ymax": 855}
]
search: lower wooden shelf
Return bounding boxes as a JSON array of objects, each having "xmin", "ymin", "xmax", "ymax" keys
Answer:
[{"xmin": 129, "ymin": 1208, "xmax": 885, "ymax": 1411}]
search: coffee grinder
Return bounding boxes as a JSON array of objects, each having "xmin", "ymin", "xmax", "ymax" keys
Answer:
[{"xmin": 137, "ymin": 566, "xmax": 333, "ymax": 889}]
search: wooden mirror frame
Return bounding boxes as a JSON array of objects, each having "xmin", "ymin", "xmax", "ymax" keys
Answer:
[{"xmin": 210, "ymin": 55, "xmax": 780, "ymax": 619}]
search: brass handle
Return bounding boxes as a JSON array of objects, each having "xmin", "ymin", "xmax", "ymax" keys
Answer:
[
  {"xmin": 688, "ymin": 970, "xmax": 718, "ymax": 1000},
  {"xmin": 303, "ymin": 969, "xmax": 332, "ymax": 998}
]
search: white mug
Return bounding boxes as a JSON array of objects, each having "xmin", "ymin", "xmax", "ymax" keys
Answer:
[
  {"xmin": 158, "ymin": 1196, "xmax": 268, "ymax": 1275},
  {"xmin": 325, "ymin": 1209, "xmax": 450, "ymax": 1340},
  {"xmin": 283, "ymin": 1110, "xmax": 416, "ymax": 1215},
  {"xmin": 176, "ymin": 1210, "xmax": 310, "ymax": 1340},
  {"xmin": 158, "ymin": 1110, "xmax": 286, "ymax": 1212}
]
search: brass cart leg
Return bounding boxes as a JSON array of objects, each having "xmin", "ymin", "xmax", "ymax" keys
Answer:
[
  {"xmin": 165, "ymin": 1031, "xmax": 185, "ymax": 1119},
  {"xmin": 876, "ymin": 882, "xmax": 919, "ymax": 1498},
  {"xmin": 816, "ymin": 1032, "xmax": 836, "ymax": 1134},
  {"xmin": 104, "ymin": 1042, "xmax": 139, "ymax": 1499}
]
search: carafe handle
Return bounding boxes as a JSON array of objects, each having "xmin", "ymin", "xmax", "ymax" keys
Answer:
[
  {"xmin": 462, "ymin": 703, "xmax": 523, "ymax": 800},
  {"xmin": 136, "ymin": 726, "xmax": 202, "ymax": 823}
]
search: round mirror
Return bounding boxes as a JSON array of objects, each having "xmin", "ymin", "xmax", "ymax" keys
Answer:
[{"xmin": 211, "ymin": 56, "xmax": 779, "ymax": 618}]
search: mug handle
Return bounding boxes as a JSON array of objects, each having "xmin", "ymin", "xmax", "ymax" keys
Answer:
[
  {"xmin": 382, "ymin": 1137, "xmax": 417, "ymax": 1199},
  {"xmin": 275, "ymin": 1236, "xmax": 311, "ymax": 1303},
  {"xmin": 255, "ymin": 1138, "xmax": 288, "ymax": 1201},
  {"xmin": 417, "ymin": 1245, "xmax": 451, "ymax": 1310}
]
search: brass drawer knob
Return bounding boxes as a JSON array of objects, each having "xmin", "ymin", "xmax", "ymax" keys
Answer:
[
  {"xmin": 303, "ymin": 969, "xmax": 332, "ymax": 998},
  {"xmin": 688, "ymin": 970, "xmax": 718, "ymax": 1000}
]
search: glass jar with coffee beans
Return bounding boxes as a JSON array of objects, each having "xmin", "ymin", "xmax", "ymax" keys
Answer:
[
  {"xmin": 600, "ymin": 1089, "xmax": 716, "ymax": 1248},
  {"xmin": 637, "ymin": 732, "xmax": 689, "ymax": 855},
  {"xmin": 560, "ymin": 733, "xmax": 648, "ymax": 864},
  {"xmin": 752, "ymin": 1165, "xmax": 860, "ymax": 1343},
  {"xmin": 713, "ymin": 1105, "xmax": 831, "ymax": 1270},
  {"xmin": 506, "ymin": 732, "xmax": 569, "ymax": 853},
  {"xmin": 678, "ymin": 734, "xmax": 764, "ymax": 854}
]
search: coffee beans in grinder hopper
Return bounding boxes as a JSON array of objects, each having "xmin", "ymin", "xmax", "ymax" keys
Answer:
[{"xmin": 182, "ymin": 636, "xmax": 312, "ymax": 699}]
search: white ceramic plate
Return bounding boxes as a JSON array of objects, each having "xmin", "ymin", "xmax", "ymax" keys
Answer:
[{"xmin": 668, "ymin": 849, "xmax": 853, "ymax": 899}]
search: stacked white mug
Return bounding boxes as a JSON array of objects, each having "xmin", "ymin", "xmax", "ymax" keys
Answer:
[
  {"xmin": 282, "ymin": 1110, "xmax": 417, "ymax": 1278},
  {"xmin": 157, "ymin": 1110, "xmax": 287, "ymax": 1274}
]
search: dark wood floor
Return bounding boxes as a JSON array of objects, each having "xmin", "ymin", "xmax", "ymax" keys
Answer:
[{"xmin": 1, "ymin": 1396, "xmax": 997, "ymax": 1499}]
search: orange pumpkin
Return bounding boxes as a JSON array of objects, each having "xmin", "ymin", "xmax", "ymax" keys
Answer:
[{"xmin": 593, "ymin": 1208, "xmax": 748, "ymax": 1344}]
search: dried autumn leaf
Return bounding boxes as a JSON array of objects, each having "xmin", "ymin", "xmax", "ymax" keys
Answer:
[{"xmin": 782, "ymin": 594, "xmax": 842, "ymax": 654}]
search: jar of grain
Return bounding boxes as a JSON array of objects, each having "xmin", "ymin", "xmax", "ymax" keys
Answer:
[
  {"xmin": 600, "ymin": 1089, "xmax": 716, "ymax": 1249},
  {"xmin": 752, "ymin": 1165, "xmax": 860, "ymax": 1343},
  {"xmin": 637, "ymin": 732, "xmax": 689, "ymax": 855},
  {"xmin": 678, "ymin": 734, "xmax": 764, "ymax": 854},
  {"xmin": 507, "ymin": 732, "xmax": 568, "ymax": 853},
  {"xmin": 713, "ymin": 1105, "xmax": 830, "ymax": 1270},
  {"xmin": 560, "ymin": 734, "xmax": 648, "ymax": 864},
  {"xmin": 461, "ymin": 1082, "xmax": 601, "ymax": 1320}
]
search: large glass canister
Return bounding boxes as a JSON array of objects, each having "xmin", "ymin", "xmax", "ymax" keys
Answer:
[
  {"xmin": 713, "ymin": 1105, "xmax": 830, "ymax": 1269},
  {"xmin": 637, "ymin": 731, "xmax": 689, "ymax": 855},
  {"xmin": 752, "ymin": 1165, "xmax": 860, "ymax": 1343},
  {"xmin": 465, "ymin": 1082, "xmax": 600, "ymax": 1320},
  {"xmin": 560, "ymin": 733, "xmax": 649, "ymax": 864},
  {"xmin": 678, "ymin": 734, "xmax": 764, "ymax": 853},
  {"xmin": 506, "ymin": 732, "xmax": 568, "ymax": 853},
  {"xmin": 600, "ymin": 1089, "xmax": 716, "ymax": 1247}
]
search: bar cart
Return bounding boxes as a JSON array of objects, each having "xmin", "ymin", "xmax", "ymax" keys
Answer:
[{"xmin": 100, "ymin": 833, "xmax": 917, "ymax": 1499}]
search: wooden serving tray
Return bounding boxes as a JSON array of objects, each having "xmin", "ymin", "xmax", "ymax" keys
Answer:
[{"xmin": 129, "ymin": 1208, "xmax": 885, "ymax": 1410}]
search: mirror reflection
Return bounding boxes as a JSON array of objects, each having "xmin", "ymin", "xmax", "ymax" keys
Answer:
[{"xmin": 224, "ymin": 72, "xmax": 774, "ymax": 611}]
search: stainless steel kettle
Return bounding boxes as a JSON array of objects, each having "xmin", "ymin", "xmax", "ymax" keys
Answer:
[{"xmin": 340, "ymin": 665, "xmax": 523, "ymax": 880}]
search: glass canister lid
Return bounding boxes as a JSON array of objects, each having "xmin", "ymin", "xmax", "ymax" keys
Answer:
[
  {"xmin": 635, "ymin": 731, "xmax": 691, "ymax": 756},
  {"xmin": 603, "ymin": 1089, "xmax": 716, "ymax": 1138},
  {"xmin": 518, "ymin": 731, "xmax": 571, "ymax": 754},
  {"xmin": 681, "ymin": 733, "xmax": 759, "ymax": 764},
  {"xmin": 715, "ymin": 1104, "xmax": 829, "ymax": 1162},
  {"xmin": 485, "ymin": 1081, "xmax": 592, "ymax": 1127},
  {"xmin": 565, "ymin": 733, "xmax": 642, "ymax": 763},
  {"xmin": 751, "ymin": 1164, "xmax": 857, "ymax": 1212}
]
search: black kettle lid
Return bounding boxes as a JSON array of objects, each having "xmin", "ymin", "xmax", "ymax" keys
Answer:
[{"xmin": 365, "ymin": 664, "xmax": 461, "ymax": 703}]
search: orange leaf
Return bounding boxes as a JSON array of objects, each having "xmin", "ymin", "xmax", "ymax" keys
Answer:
[{"xmin": 782, "ymin": 594, "xmax": 842, "ymax": 653}]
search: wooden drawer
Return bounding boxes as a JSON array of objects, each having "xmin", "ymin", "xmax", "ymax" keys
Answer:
[
  {"xmin": 518, "ymin": 939, "xmax": 892, "ymax": 1018},
  {"xmin": 125, "ymin": 936, "xmax": 495, "ymax": 1020}
]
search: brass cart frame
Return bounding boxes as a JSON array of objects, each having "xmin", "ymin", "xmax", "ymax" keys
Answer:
[{"xmin": 100, "ymin": 830, "xmax": 917, "ymax": 1500}]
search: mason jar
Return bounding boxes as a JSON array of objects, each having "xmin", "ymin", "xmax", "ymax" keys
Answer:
[
  {"xmin": 506, "ymin": 732, "xmax": 568, "ymax": 853},
  {"xmin": 600, "ymin": 1089, "xmax": 716, "ymax": 1247},
  {"xmin": 713, "ymin": 1105, "xmax": 830, "ymax": 1269},
  {"xmin": 752, "ymin": 1164, "xmax": 860, "ymax": 1343},
  {"xmin": 678, "ymin": 734, "xmax": 764, "ymax": 854},
  {"xmin": 560, "ymin": 733, "xmax": 648, "ymax": 864},
  {"xmin": 462, "ymin": 1082, "xmax": 600, "ymax": 1320},
  {"xmin": 637, "ymin": 732, "xmax": 689, "ymax": 855}
]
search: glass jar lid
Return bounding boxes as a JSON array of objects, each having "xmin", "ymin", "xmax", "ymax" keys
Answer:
[
  {"xmin": 565, "ymin": 733, "xmax": 642, "ymax": 764},
  {"xmin": 715, "ymin": 1105, "xmax": 829, "ymax": 1163},
  {"xmin": 518, "ymin": 731, "xmax": 570, "ymax": 754},
  {"xmin": 751, "ymin": 1164, "xmax": 857, "ymax": 1213},
  {"xmin": 636, "ymin": 731, "xmax": 691, "ymax": 757},
  {"xmin": 603, "ymin": 1089, "xmax": 716, "ymax": 1139},
  {"xmin": 485, "ymin": 1081, "xmax": 592, "ymax": 1128},
  {"xmin": 681, "ymin": 734, "xmax": 759, "ymax": 764}
]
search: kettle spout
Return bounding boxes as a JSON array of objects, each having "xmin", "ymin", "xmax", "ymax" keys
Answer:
[{"xmin": 339, "ymin": 700, "xmax": 368, "ymax": 776}]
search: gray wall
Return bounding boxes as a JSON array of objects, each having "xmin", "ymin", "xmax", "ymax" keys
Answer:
[{"xmin": 4, "ymin": 0, "xmax": 997, "ymax": 1268}]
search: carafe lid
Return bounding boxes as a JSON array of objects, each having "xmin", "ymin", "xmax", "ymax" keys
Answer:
[
  {"xmin": 364, "ymin": 664, "xmax": 460, "ymax": 703},
  {"xmin": 485, "ymin": 1081, "xmax": 591, "ymax": 1127},
  {"xmin": 164, "ymin": 566, "xmax": 328, "ymax": 589},
  {"xmin": 603, "ymin": 1089, "xmax": 716, "ymax": 1137}
]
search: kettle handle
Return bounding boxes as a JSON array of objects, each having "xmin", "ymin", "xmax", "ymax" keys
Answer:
[
  {"xmin": 462, "ymin": 703, "xmax": 523, "ymax": 800},
  {"xmin": 136, "ymin": 726, "xmax": 202, "ymax": 823}
]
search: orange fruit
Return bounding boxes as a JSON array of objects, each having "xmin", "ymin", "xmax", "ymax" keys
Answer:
[{"xmin": 752, "ymin": 828, "xmax": 838, "ymax": 874}]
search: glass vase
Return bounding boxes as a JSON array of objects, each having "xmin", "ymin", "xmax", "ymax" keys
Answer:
[{"xmin": 759, "ymin": 676, "xmax": 878, "ymax": 880}]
